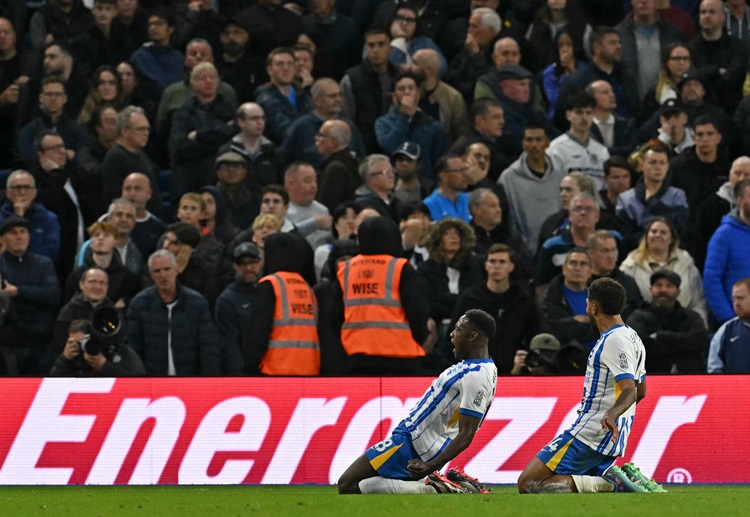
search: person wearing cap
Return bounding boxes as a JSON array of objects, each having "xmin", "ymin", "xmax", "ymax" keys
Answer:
[
  {"xmin": 217, "ymin": 102, "xmax": 285, "ymax": 189},
  {"xmin": 627, "ymin": 269, "xmax": 708, "ymax": 373},
  {"xmin": 510, "ymin": 333, "xmax": 561, "ymax": 376},
  {"xmin": 586, "ymin": 80, "xmax": 638, "ymax": 158},
  {"xmin": 316, "ymin": 120, "xmax": 362, "ymax": 213},
  {"xmin": 475, "ymin": 63, "xmax": 552, "ymax": 160},
  {"xmin": 0, "ymin": 215, "xmax": 61, "ymax": 374},
  {"xmin": 392, "ymin": 141, "xmax": 432, "ymax": 206},
  {"xmin": 215, "ymin": 19, "xmax": 266, "ymax": 103},
  {"xmin": 451, "ymin": 243, "xmax": 540, "ymax": 375},
  {"xmin": 215, "ymin": 242, "xmax": 263, "ymax": 374},
  {"xmin": 213, "ymin": 151, "xmax": 260, "ymax": 230},
  {"xmin": 126, "ymin": 248, "xmax": 220, "ymax": 375},
  {"xmin": 411, "ymin": 48, "xmax": 468, "ymax": 148},
  {"xmin": 654, "ymin": 97, "xmax": 694, "ymax": 155},
  {"xmin": 708, "ymin": 277, "xmax": 750, "ymax": 373},
  {"xmin": 375, "ymin": 71, "xmax": 446, "ymax": 181},
  {"xmin": 689, "ymin": 0, "xmax": 748, "ymax": 113}
]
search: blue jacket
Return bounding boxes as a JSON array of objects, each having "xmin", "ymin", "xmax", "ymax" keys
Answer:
[
  {"xmin": 0, "ymin": 200, "xmax": 60, "ymax": 262},
  {"xmin": 126, "ymin": 284, "xmax": 220, "ymax": 375},
  {"xmin": 704, "ymin": 214, "xmax": 750, "ymax": 323},
  {"xmin": 254, "ymin": 83, "xmax": 312, "ymax": 144},
  {"xmin": 615, "ymin": 180, "xmax": 689, "ymax": 250},
  {"xmin": 708, "ymin": 317, "xmax": 750, "ymax": 373},
  {"xmin": 130, "ymin": 43, "xmax": 184, "ymax": 102},
  {"xmin": 375, "ymin": 107, "xmax": 446, "ymax": 180}
]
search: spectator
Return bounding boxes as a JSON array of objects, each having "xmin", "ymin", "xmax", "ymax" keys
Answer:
[
  {"xmin": 586, "ymin": 229, "xmax": 643, "ymax": 318},
  {"xmin": 339, "ymin": 28, "xmax": 399, "ymax": 153},
  {"xmin": 615, "ymin": 0, "xmax": 686, "ymax": 102},
  {"xmin": 0, "ymin": 215, "xmax": 60, "ymax": 374},
  {"xmin": 302, "ymin": 0, "xmax": 360, "ymax": 80},
  {"xmin": 0, "ymin": 17, "xmax": 33, "ymax": 169},
  {"xmin": 284, "ymin": 162, "xmax": 332, "ymax": 249},
  {"xmin": 243, "ymin": 232, "xmax": 320, "ymax": 375},
  {"xmin": 694, "ymin": 156, "xmax": 750, "ymax": 269},
  {"xmin": 235, "ymin": 0, "xmax": 306, "ymax": 59},
  {"xmin": 353, "ymin": 154, "xmax": 403, "ymax": 224},
  {"xmin": 255, "ymin": 47, "xmax": 312, "ymax": 144},
  {"xmin": 217, "ymin": 102, "xmax": 285, "ymax": 189},
  {"xmin": 616, "ymin": 144, "xmax": 689, "ymax": 249},
  {"xmin": 540, "ymin": 247, "xmax": 600, "ymax": 352},
  {"xmin": 171, "ymin": 0, "xmax": 224, "ymax": 52},
  {"xmin": 316, "ymin": 119, "xmax": 361, "ymax": 212},
  {"xmin": 197, "ymin": 186, "xmax": 241, "ymax": 258},
  {"xmin": 384, "ymin": 2, "xmax": 447, "ymax": 77},
  {"xmin": 64, "ymin": 221, "xmax": 140, "ymax": 308},
  {"xmin": 212, "ymin": 151, "xmax": 260, "ymax": 230},
  {"xmin": 526, "ymin": 0, "xmax": 593, "ymax": 74},
  {"xmin": 446, "ymin": 7, "xmax": 499, "ymax": 104},
  {"xmin": 0, "ymin": 169, "xmax": 60, "ymax": 263},
  {"xmin": 77, "ymin": 104, "xmax": 119, "ymax": 217},
  {"xmin": 391, "ymin": 141, "xmax": 431, "ymax": 207},
  {"xmin": 599, "ymin": 156, "xmax": 634, "ymax": 220},
  {"xmin": 77, "ymin": 66, "xmax": 124, "ymax": 128},
  {"xmin": 450, "ymin": 243, "xmax": 540, "ymax": 374},
  {"xmin": 399, "ymin": 201, "xmax": 431, "ymax": 269},
  {"xmin": 638, "ymin": 42, "xmax": 692, "ymax": 125},
  {"xmin": 548, "ymin": 92, "xmax": 610, "ymax": 189},
  {"xmin": 215, "ymin": 19, "xmax": 265, "ymax": 103},
  {"xmin": 50, "ymin": 316, "xmax": 145, "ymax": 376},
  {"xmin": 689, "ymin": 0, "xmax": 748, "ymax": 113},
  {"xmin": 29, "ymin": 0, "xmax": 94, "ymax": 50},
  {"xmin": 456, "ymin": 98, "xmax": 510, "ymax": 182},
  {"xmin": 586, "ymin": 79, "xmax": 638, "ymax": 158},
  {"xmin": 627, "ymin": 270, "xmax": 708, "ymax": 373},
  {"xmin": 329, "ymin": 216, "xmax": 435, "ymax": 374},
  {"xmin": 654, "ymin": 97, "xmax": 695, "ymax": 156},
  {"xmin": 113, "ymin": 0, "xmax": 149, "ymax": 49},
  {"xmin": 215, "ymin": 242, "xmax": 263, "ymax": 374},
  {"xmin": 499, "ymin": 124, "xmax": 566, "ymax": 254},
  {"xmin": 126, "ymin": 249, "xmax": 220, "ymax": 375},
  {"xmin": 121, "ymin": 172, "xmax": 166, "ymax": 259},
  {"xmin": 411, "ymin": 48, "xmax": 468, "ymax": 147},
  {"xmin": 423, "ymin": 153, "xmax": 471, "ymax": 222},
  {"xmin": 75, "ymin": 198, "xmax": 142, "ymax": 275},
  {"xmin": 708, "ymin": 278, "xmax": 750, "ymax": 373},
  {"xmin": 282, "ymin": 77, "xmax": 364, "ymax": 168},
  {"xmin": 248, "ymin": 213, "xmax": 283, "ymax": 252},
  {"xmin": 115, "ymin": 59, "xmax": 156, "ymax": 122},
  {"xmin": 620, "ymin": 216, "xmax": 708, "ymax": 323},
  {"xmin": 129, "ymin": 8, "xmax": 184, "ymax": 102},
  {"xmin": 540, "ymin": 29, "xmax": 587, "ymax": 123},
  {"xmin": 375, "ymin": 71, "xmax": 446, "ymax": 181},
  {"xmin": 704, "ymin": 179, "xmax": 750, "ymax": 324},
  {"xmin": 30, "ymin": 42, "xmax": 88, "ymax": 121}
]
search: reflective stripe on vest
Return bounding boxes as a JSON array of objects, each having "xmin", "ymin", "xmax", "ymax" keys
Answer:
[
  {"xmin": 337, "ymin": 255, "xmax": 425, "ymax": 358},
  {"xmin": 258, "ymin": 272, "xmax": 320, "ymax": 375}
]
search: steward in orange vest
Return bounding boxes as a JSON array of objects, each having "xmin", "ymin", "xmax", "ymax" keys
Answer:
[
  {"xmin": 244, "ymin": 232, "xmax": 320, "ymax": 375},
  {"xmin": 331, "ymin": 216, "xmax": 433, "ymax": 374}
]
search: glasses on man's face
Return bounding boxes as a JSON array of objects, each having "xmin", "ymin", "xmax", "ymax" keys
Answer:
[
  {"xmin": 571, "ymin": 206, "xmax": 596, "ymax": 214},
  {"xmin": 8, "ymin": 185, "xmax": 35, "ymax": 191}
]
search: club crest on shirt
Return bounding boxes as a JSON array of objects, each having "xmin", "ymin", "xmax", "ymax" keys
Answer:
[
  {"xmin": 473, "ymin": 389, "xmax": 486, "ymax": 406},
  {"xmin": 619, "ymin": 352, "xmax": 628, "ymax": 369}
]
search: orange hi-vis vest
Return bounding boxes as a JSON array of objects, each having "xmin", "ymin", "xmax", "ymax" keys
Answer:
[
  {"xmin": 258, "ymin": 271, "xmax": 320, "ymax": 375},
  {"xmin": 337, "ymin": 254, "xmax": 425, "ymax": 358}
]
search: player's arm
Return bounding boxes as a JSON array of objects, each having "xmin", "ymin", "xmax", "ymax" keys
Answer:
[
  {"xmin": 407, "ymin": 413, "xmax": 480, "ymax": 479},
  {"xmin": 636, "ymin": 378, "xmax": 646, "ymax": 404},
  {"xmin": 600, "ymin": 377, "xmax": 637, "ymax": 443}
]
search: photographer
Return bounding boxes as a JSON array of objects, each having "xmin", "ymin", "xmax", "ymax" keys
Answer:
[
  {"xmin": 50, "ymin": 319, "xmax": 145, "ymax": 377},
  {"xmin": 511, "ymin": 333, "xmax": 586, "ymax": 376}
]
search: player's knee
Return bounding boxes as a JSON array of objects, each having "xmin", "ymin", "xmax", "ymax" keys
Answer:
[{"xmin": 337, "ymin": 475, "xmax": 356, "ymax": 494}]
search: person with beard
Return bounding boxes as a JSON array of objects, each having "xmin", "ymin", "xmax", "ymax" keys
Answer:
[
  {"xmin": 450, "ymin": 243, "xmax": 540, "ymax": 374},
  {"xmin": 215, "ymin": 19, "xmax": 265, "ymax": 102},
  {"xmin": 243, "ymin": 232, "xmax": 320, "ymax": 375},
  {"xmin": 626, "ymin": 270, "xmax": 708, "ymax": 373}
]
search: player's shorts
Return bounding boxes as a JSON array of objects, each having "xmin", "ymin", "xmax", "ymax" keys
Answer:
[
  {"xmin": 536, "ymin": 430, "xmax": 617, "ymax": 476},
  {"xmin": 365, "ymin": 432, "xmax": 419, "ymax": 480}
]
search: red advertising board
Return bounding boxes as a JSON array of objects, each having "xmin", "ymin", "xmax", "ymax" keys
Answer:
[{"xmin": 0, "ymin": 376, "xmax": 744, "ymax": 485}]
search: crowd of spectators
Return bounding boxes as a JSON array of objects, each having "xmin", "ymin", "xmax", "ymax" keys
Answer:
[{"xmin": 1, "ymin": 0, "xmax": 750, "ymax": 376}]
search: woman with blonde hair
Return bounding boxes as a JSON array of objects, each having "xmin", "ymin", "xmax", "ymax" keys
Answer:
[
  {"xmin": 251, "ymin": 213, "xmax": 283, "ymax": 251},
  {"xmin": 638, "ymin": 43, "xmax": 691, "ymax": 125},
  {"xmin": 619, "ymin": 216, "xmax": 708, "ymax": 323}
]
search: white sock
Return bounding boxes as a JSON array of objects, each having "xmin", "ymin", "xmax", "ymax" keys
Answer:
[
  {"xmin": 571, "ymin": 475, "xmax": 614, "ymax": 493},
  {"xmin": 359, "ymin": 477, "xmax": 436, "ymax": 494}
]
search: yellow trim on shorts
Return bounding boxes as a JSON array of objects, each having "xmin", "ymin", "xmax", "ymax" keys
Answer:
[
  {"xmin": 370, "ymin": 443, "xmax": 403, "ymax": 471},
  {"xmin": 546, "ymin": 437, "xmax": 575, "ymax": 471}
]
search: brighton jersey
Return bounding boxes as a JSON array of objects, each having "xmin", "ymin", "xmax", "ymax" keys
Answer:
[
  {"xmin": 567, "ymin": 324, "xmax": 646, "ymax": 457},
  {"xmin": 398, "ymin": 358, "xmax": 497, "ymax": 461}
]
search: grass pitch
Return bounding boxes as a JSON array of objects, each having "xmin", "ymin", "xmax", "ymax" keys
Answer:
[{"xmin": 1, "ymin": 484, "xmax": 748, "ymax": 517}]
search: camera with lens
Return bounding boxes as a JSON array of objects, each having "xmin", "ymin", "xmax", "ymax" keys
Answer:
[
  {"xmin": 77, "ymin": 307, "xmax": 122, "ymax": 357},
  {"xmin": 526, "ymin": 340, "xmax": 587, "ymax": 375}
]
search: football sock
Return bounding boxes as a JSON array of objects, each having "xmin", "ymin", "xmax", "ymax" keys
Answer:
[
  {"xmin": 571, "ymin": 475, "xmax": 614, "ymax": 493},
  {"xmin": 358, "ymin": 477, "xmax": 435, "ymax": 494}
]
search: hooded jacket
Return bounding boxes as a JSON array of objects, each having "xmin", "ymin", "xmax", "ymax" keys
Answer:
[{"xmin": 704, "ymin": 213, "xmax": 750, "ymax": 323}]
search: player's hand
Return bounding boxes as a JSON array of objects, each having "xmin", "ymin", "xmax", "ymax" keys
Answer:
[
  {"xmin": 407, "ymin": 459, "xmax": 432, "ymax": 479},
  {"xmin": 601, "ymin": 411, "xmax": 619, "ymax": 443}
]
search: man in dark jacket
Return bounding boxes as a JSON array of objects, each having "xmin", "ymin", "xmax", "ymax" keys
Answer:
[
  {"xmin": 316, "ymin": 119, "xmax": 361, "ymax": 212},
  {"xmin": 450, "ymin": 243, "xmax": 540, "ymax": 374},
  {"xmin": 126, "ymin": 249, "xmax": 220, "ymax": 375},
  {"xmin": 627, "ymin": 270, "xmax": 708, "ymax": 373}
]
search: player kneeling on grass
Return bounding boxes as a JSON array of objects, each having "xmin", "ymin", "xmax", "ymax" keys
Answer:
[
  {"xmin": 338, "ymin": 309, "xmax": 497, "ymax": 494},
  {"xmin": 517, "ymin": 278, "xmax": 665, "ymax": 494}
]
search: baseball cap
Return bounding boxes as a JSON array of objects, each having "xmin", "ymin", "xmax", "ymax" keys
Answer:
[
  {"xmin": 215, "ymin": 151, "xmax": 247, "ymax": 167},
  {"xmin": 0, "ymin": 215, "xmax": 32, "ymax": 236},
  {"xmin": 529, "ymin": 333, "xmax": 561, "ymax": 352},
  {"xmin": 392, "ymin": 141, "xmax": 421, "ymax": 160},
  {"xmin": 658, "ymin": 98, "xmax": 686, "ymax": 118},
  {"xmin": 650, "ymin": 270, "xmax": 681, "ymax": 288},
  {"xmin": 678, "ymin": 69, "xmax": 709, "ymax": 92},
  {"xmin": 497, "ymin": 64, "xmax": 533, "ymax": 81},
  {"xmin": 234, "ymin": 242, "xmax": 261, "ymax": 262}
]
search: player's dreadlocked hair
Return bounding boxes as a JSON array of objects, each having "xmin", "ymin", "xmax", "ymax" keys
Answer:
[
  {"xmin": 464, "ymin": 309, "xmax": 496, "ymax": 339},
  {"xmin": 588, "ymin": 278, "xmax": 627, "ymax": 316}
]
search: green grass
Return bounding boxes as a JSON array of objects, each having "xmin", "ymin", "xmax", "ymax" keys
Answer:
[{"xmin": 1, "ymin": 485, "xmax": 749, "ymax": 517}]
